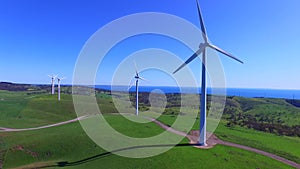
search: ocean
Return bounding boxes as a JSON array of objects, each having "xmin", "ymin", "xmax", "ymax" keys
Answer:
[{"xmin": 95, "ymin": 85, "xmax": 300, "ymax": 100}]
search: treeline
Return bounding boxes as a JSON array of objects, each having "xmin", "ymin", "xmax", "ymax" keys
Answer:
[
  {"xmin": 0, "ymin": 82, "xmax": 54, "ymax": 93},
  {"xmin": 128, "ymin": 92, "xmax": 185, "ymax": 115},
  {"xmin": 0, "ymin": 82, "xmax": 40, "ymax": 91},
  {"xmin": 286, "ymin": 99, "xmax": 300, "ymax": 108},
  {"xmin": 225, "ymin": 107, "xmax": 300, "ymax": 137},
  {"xmin": 0, "ymin": 82, "xmax": 73, "ymax": 95}
]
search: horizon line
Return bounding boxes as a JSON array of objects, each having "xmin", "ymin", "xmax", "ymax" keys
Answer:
[{"xmin": 1, "ymin": 81, "xmax": 300, "ymax": 91}]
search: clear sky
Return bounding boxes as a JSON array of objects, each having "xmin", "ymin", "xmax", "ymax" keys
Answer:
[{"xmin": 0, "ymin": 0, "xmax": 300, "ymax": 89}]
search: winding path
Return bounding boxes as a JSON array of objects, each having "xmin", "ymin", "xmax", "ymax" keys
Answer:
[
  {"xmin": 149, "ymin": 118, "xmax": 300, "ymax": 169},
  {"xmin": 0, "ymin": 116, "xmax": 88, "ymax": 132}
]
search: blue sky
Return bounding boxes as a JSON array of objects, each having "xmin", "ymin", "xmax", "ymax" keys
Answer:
[{"xmin": 0, "ymin": 0, "xmax": 300, "ymax": 89}]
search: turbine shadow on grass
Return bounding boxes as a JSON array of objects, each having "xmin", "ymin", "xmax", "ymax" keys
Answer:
[{"xmin": 39, "ymin": 143, "xmax": 200, "ymax": 168}]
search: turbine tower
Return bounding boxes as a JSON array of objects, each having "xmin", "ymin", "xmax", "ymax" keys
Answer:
[
  {"xmin": 57, "ymin": 77, "xmax": 65, "ymax": 101},
  {"xmin": 131, "ymin": 62, "xmax": 146, "ymax": 116},
  {"xmin": 173, "ymin": 0, "xmax": 243, "ymax": 146},
  {"xmin": 48, "ymin": 75, "xmax": 57, "ymax": 95}
]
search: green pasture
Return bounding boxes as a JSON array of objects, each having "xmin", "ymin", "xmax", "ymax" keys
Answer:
[{"xmin": 0, "ymin": 89, "xmax": 299, "ymax": 168}]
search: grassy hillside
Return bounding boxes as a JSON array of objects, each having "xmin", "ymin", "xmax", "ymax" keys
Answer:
[
  {"xmin": 0, "ymin": 117, "xmax": 294, "ymax": 169},
  {"xmin": 0, "ymin": 89, "xmax": 299, "ymax": 168},
  {"xmin": 0, "ymin": 90, "xmax": 76, "ymax": 128},
  {"xmin": 229, "ymin": 97, "xmax": 300, "ymax": 126},
  {"xmin": 224, "ymin": 97, "xmax": 300, "ymax": 136}
]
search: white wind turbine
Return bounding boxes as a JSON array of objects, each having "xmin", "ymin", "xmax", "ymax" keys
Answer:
[
  {"xmin": 57, "ymin": 77, "xmax": 66, "ymax": 101},
  {"xmin": 129, "ymin": 62, "xmax": 146, "ymax": 116},
  {"xmin": 173, "ymin": 0, "xmax": 243, "ymax": 146},
  {"xmin": 48, "ymin": 75, "xmax": 57, "ymax": 95}
]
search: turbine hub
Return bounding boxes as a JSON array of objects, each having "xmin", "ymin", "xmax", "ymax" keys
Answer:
[{"xmin": 199, "ymin": 42, "xmax": 209, "ymax": 49}]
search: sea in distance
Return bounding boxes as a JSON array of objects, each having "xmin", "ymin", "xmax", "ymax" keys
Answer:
[{"xmin": 95, "ymin": 85, "xmax": 300, "ymax": 100}]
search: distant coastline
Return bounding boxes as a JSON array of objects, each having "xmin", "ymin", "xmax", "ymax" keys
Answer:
[
  {"xmin": 1, "ymin": 82, "xmax": 300, "ymax": 100},
  {"xmin": 96, "ymin": 85, "xmax": 300, "ymax": 100}
]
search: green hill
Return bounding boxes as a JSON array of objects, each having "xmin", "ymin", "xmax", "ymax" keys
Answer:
[{"xmin": 0, "ymin": 87, "xmax": 299, "ymax": 168}]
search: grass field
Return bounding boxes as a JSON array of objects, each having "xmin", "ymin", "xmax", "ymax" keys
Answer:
[
  {"xmin": 216, "ymin": 121, "xmax": 300, "ymax": 163},
  {"xmin": 0, "ymin": 89, "xmax": 299, "ymax": 168},
  {"xmin": 0, "ymin": 90, "xmax": 76, "ymax": 128},
  {"xmin": 232, "ymin": 97, "xmax": 300, "ymax": 126},
  {"xmin": 0, "ymin": 118, "xmax": 295, "ymax": 169}
]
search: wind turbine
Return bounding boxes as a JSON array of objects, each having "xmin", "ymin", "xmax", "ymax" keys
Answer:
[
  {"xmin": 57, "ymin": 77, "xmax": 65, "ymax": 101},
  {"xmin": 130, "ymin": 62, "xmax": 146, "ymax": 116},
  {"xmin": 48, "ymin": 75, "xmax": 57, "ymax": 95},
  {"xmin": 173, "ymin": 0, "xmax": 243, "ymax": 146}
]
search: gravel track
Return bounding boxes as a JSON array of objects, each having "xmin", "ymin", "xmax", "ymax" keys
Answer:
[{"xmin": 150, "ymin": 118, "xmax": 300, "ymax": 169}]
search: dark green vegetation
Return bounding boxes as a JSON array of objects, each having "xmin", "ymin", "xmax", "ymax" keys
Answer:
[
  {"xmin": 0, "ymin": 83, "xmax": 299, "ymax": 168},
  {"xmin": 224, "ymin": 97, "xmax": 300, "ymax": 136},
  {"xmin": 0, "ymin": 82, "xmax": 46, "ymax": 92},
  {"xmin": 134, "ymin": 92, "xmax": 300, "ymax": 136}
]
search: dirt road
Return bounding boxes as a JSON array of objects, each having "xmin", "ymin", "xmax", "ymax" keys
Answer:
[
  {"xmin": 0, "ymin": 116, "xmax": 88, "ymax": 132},
  {"xmin": 150, "ymin": 118, "xmax": 300, "ymax": 169}
]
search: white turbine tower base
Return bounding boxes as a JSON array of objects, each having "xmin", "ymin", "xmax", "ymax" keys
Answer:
[{"xmin": 173, "ymin": 0, "xmax": 243, "ymax": 146}]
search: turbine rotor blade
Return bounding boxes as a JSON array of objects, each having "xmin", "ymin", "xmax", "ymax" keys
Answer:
[
  {"xmin": 196, "ymin": 0, "xmax": 208, "ymax": 43},
  {"xmin": 128, "ymin": 83, "xmax": 135, "ymax": 91},
  {"xmin": 173, "ymin": 48, "xmax": 203, "ymax": 74},
  {"xmin": 128, "ymin": 79, "xmax": 136, "ymax": 90},
  {"xmin": 48, "ymin": 75, "xmax": 56, "ymax": 79},
  {"xmin": 209, "ymin": 44, "xmax": 244, "ymax": 64},
  {"xmin": 138, "ymin": 76, "xmax": 148, "ymax": 82},
  {"xmin": 134, "ymin": 60, "xmax": 139, "ymax": 76}
]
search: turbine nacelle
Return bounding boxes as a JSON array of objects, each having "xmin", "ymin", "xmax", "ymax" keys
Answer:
[{"xmin": 199, "ymin": 42, "xmax": 209, "ymax": 49}]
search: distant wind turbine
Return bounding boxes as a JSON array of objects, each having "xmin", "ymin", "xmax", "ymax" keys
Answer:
[
  {"xmin": 173, "ymin": 0, "xmax": 243, "ymax": 146},
  {"xmin": 129, "ymin": 62, "xmax": 146, "ymax": 116},
  {"xmin": 57, "ymin": 77, "xmax": 65, "ymax": 101},
  {"xmin": 48, "ymin": 75, "xmax": 57, "ymax": 95}
]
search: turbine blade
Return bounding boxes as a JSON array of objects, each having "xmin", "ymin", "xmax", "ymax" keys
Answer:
[
  {"xmin": 209, "ymin": 44, "xmax": 244, "ymax": 64},
  {"xmin": 128, "ymin": 79, "xmax": 135, "ymax": 91},
  {"xmin": 196, "ymin": 0, "xmax": 208, "ymax": 43},
  {"xmin": 138, "ymin": 76, "xmax": 148, "ymax": 82},
  {"xmin": 134, "ymin": 60, "xmax": 139, "ymax": 76},
  {"xmin": 173, "ymin": 48, "xmax": 203, "ymax": 74}
]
